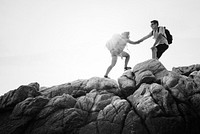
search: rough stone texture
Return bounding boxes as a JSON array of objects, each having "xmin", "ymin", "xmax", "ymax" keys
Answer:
[
  {"xmin": 40, "ymin": 77, "xmax": 119, "ymax": 98},
  {"xmin": 0, "ymin": 59, "xmax": 200, "ymax": 134},
  {"xmin": 133, "ymin": 59, "xmax": 169, "ymax": 87},
  {"xmin": 0, "ymin": 82, "xmax": 41, "ymax": 112},
  {"xmin": 172, "ymin": 64, "xmax": 200, "ymax": 76},
  {"xmin": 118, "ymin": 70, "xmax": 136, "ymax": 98}
]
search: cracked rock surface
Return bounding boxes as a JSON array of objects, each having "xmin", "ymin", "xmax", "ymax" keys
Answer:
[{"xmin": 0, "ymin": 59, "xmax": 200, "ymax": 134}]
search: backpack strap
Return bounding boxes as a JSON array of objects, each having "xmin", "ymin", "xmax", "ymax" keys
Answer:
[
  {"xmin": 163, "ymin": 27, "xmax": 167, "ymax": 39},
  {"xmin": 158, "ymin": 26, "xmax": 167, "ymax": 38},
  {"xmin": 152, "ymin": 26, "xmax": 160, "ymax": 34}
]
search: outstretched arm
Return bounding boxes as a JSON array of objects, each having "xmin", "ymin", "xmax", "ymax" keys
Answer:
[
  {"xmin": 136, "ymin": 32, "xmax": 153, "ymax": 43},
  {"xmin": 127, "ymin": 39, "xmax": 140, "ymax": 44},
  {"xmin": 126, "ymin": 35, "xmax": 151, "ymax": 45}
]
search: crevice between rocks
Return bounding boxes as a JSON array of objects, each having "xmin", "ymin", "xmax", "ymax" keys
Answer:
[{"xmin": 125, "ymin": 98, "xmax": 151, "ymax": 134}]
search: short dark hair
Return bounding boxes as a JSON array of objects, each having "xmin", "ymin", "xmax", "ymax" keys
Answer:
[{"xmin": 151, "ymin": 20, "xmax": 159, "ymax": 25}]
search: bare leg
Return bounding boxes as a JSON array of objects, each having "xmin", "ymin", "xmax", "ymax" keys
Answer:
[
  {"xmin": 151, "ymin": 47, "xmax": 158, "ymax": 59},
  {"xmin": 104, "ymin": 55, "xmax": 118, "ymax": 77},
  {"xmin": 120, "ymin": 51, "xmax": 130, "ymax": 68}
]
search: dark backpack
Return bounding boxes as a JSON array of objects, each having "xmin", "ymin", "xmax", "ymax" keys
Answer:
[{"xmin": 164, "ymin": 27, "xmax": 173, "ymax": 44}]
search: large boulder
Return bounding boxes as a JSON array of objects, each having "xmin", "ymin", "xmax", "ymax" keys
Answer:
[
  {"xmin": 118, "ymin": 70, "xmax": 136, "ymax": 98},
  {"xmin": 0, "ymin": 60, "xmax": 200, "ymax": 134},
  {"xmin": 172, "ymin": 64, "xmax": 200, "ymax": 76},
  {"xmin": 133, "ymin": 59, "xmax": 168, "ymax": 87},
  {"xmin": 79, "ymin": 97, "xmax": 130, "ymax": 134},
  {"xmin": 40, "ymin": 77, "xmax": 120, "ymax": 98},
  {"xmin": 0, "ymin": 82, "xmax": 41, "ymax": 112}
]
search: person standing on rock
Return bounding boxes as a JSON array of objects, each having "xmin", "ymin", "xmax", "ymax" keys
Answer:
[
  {"xmin": 104, "ymin": 32, "xmax": 140, "ymax": 78},
  {"xmin": 136, "ymin": 20, "xmax": 171, "ymax": 59}
]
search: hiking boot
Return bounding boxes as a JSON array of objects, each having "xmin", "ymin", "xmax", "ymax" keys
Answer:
[
  {"xmin": 104, "ymin": 75, "xmax": 110, "ymax": 79},
  {"xmin": 124, "ymin": 67, "xmax": 131, "ymax": 71}
]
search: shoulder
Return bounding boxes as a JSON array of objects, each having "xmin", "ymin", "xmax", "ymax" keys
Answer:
[{"xmin": 148, "ymin": 31, "xmax": 153, "ymax": 36}]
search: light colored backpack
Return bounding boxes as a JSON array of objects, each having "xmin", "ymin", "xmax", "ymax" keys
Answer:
[{"xmin": 106, "ymin": 34, "xmax": 127, "ymax": 55}]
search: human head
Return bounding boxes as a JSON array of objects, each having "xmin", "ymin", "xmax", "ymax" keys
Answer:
[
  {"xmin": 151, "ymin": 20, "xmax": 159, "ymax": 25},
  {"xmin": 121, "ymin": 32, "xmax": 130, "ymax": 38},
  {"xmin": 150, "ymin": 20, "xmax": 159, "ymax": 29}
]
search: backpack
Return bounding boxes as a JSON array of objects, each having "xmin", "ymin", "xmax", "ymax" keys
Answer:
[
  {"xmin": 164, "ymin": 27, "xmax": 173, "ymax": 44},
  {"xmin": 106, "ymin": 34, "xmax": 127, "ymax": 55}
]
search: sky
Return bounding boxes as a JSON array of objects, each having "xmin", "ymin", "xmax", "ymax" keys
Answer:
[{"xmin": 0, "ymin": 0, "xmax": 200, "ymax": 95}]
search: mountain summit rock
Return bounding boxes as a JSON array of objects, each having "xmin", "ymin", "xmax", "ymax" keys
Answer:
[{"xmin": 1, "ymin": 59, "xmax": 200, "ymax": 134}]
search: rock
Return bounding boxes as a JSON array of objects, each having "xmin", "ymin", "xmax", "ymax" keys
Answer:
[
  {"xmin": 37, "ymin": 93, "xmax": 77, "ymax": 119},
  {"xmin": 172, "ymin": 64, "xmax": 200, "ymax": 76},
  {"xmin": 96, "ymin": 99, "xmax": 130, "ymax": 134},
  {"xmin": 133, "ymin": 59, "xmax": 168, "ymax": 86},
  {"xmin": 79, "ymin": 98, "xmax": 130, "ymax": 134},
  {"xmin": 26, "ymin": 108, "xmax": 88, "ymax": 134},
  {"xmin": 28, "ymin": 82, "xmax": 40, "ymax": 91},
  {"xmin": 163, "ymin": 72, "xmax": 200, "ymax": 102},
  {"xmin": 84, "ymin": 77, "xmax": 119, "ymax": 94},
  {"xmin": 127, "ymin": 83, "xmax": 189, "ymax": 134},
  {"xmin": 162, "ymin": 71, "xmax": 180, "ymax": 89},
  {"xmin": 1, "ymin": 60, "xmax": 200, "ymax": 134},
  {"xmin": 122, "ymin": 110, "xmax": 149, "ymax": 134},
  {"xmin": 0, "ymin": 96, "xmax": 49, "ymax": 134},
  {"xmin": 0, "ymin": 83, "xmax": 41, "ymax": 112},
  {"xmin": 40, "ymin": 79, "xmax": 88, "ymax": 98},
  {"xmin": 118, "ymin": 70, "xmax": 136, "ymax": 98},
  {"xmin": 11, "ymin": 96, "xmax": 49, "ymax": 119},
  {"xmin": 40, "ymin": 77, "xmax": 119, "ymax": 98},
  {"xmin": 128, "ymin": 83, "xmax": 165, "ymax": 119},
  {"xmin": 75, "ymin": 89, "xmax": 118, "ymax": 113},
  {"xmin": 189, "ymin": 70, "xmax": 200, "ymax": 85}
]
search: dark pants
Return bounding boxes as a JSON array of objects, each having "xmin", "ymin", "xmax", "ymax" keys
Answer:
[{"xmin": 156, "ymin": 44, "xmax": 169, "ymax": 59}]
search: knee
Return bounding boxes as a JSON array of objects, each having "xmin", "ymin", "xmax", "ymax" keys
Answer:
[
  {"xmin": 125, "ymin": 53, "xmax": 130, "ymax": 58},
  {"xmin": 122, "ymin": 53, "xmax": 129, "ymax": 58}
]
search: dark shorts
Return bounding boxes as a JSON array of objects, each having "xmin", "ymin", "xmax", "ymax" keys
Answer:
[{"xmin": 156, "ymin": 44, "xmax": 169, "ymax": 59}]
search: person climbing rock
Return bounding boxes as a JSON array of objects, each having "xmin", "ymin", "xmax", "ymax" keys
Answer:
[{"xmin": 104, "ymin": 32, "xmax": 140, "ymax": 78}]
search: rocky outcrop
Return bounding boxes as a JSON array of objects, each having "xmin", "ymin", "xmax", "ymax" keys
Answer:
[{"xmin": 0, "ymin": 59, "xmax": 200, "ymax": 134}]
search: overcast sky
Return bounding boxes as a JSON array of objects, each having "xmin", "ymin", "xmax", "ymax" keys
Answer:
[{"xmin": 0, "ymin": 0, "xmax": 200, "ymax": 95}]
